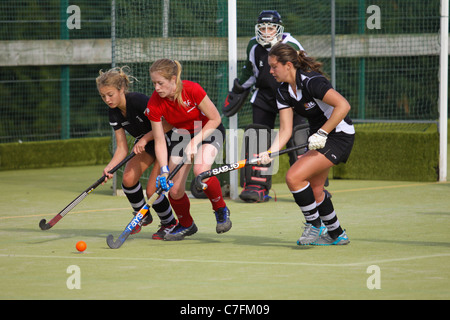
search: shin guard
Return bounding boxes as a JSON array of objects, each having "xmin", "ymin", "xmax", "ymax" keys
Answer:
[{"xmin": 239, "ymin": 124, "xmax": 272, "ymax": 202}]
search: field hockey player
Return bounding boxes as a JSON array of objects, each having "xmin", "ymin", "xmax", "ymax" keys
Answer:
[
  {"xmin": 259, "ymin": 43, "xmax": 355, "ymax": 246},
  {"xmin": 96, "ymin": 66, "xmax": 178, "ymax": 240},
  {"xmin": 145, "ymin": 59, "xmax": 231, "ymax": 241}
]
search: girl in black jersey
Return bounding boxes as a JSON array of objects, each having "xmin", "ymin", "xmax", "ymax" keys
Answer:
[
  {"xmin": 96, "ymin": 66, "xmax": 177, "ymax": 240},
  {"xmin": 260, "ymin": 43, "xmax": 355, "ymax": 246},
  {"xmin": 227, "ymin": 10, "xmax": 307, "ymax": 203}
]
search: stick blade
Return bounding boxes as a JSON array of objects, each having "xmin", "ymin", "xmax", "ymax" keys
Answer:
[
  {"xmin": 106, "ymin": 234, "xmax": 122, "ymax": 249},
  {"xmin": 39, "ymin": 219, "xmax": 51, "ymax": 230}
]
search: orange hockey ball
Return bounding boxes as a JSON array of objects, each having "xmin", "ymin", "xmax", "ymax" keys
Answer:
[{"xmin": 76, "ymin": 241, "xmax": 87, "ymax": 252}]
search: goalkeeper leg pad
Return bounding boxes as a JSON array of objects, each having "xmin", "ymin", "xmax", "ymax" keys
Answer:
[
  {"xmin": 286, "ymin": 123, "xmax": 310, "ymax": 165},
  {"xmin": 239, "ymin": 124, "xmax": 272, "ymax": 203}
]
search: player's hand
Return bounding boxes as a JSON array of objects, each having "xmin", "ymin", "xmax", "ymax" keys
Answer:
[
  {"xmin": 133, "ymin": 139, "xmax": 146, "ymax": 154},
  {"xmin": 258, "ymin": 150, "xmax": 272, "ymax": 165},
  {"xmin": 102, "ymin": 167, "xmax": 114, "ymax": 184},
  {"xmin": 308, "ymin": 129, "xmax": 328, "ymax": 150},
  {"xmin": 156, "ymin": 166, "xmax": 173, "ymax": 191}
]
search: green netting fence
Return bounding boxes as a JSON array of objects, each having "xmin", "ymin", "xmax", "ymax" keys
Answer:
[
  {"xmin": 0, "ymin": 0, "xmax": 112, "ymax": 143},
  {"xmin": 0, "ymin": 0, "xmax": 446, "ymax": 145}
]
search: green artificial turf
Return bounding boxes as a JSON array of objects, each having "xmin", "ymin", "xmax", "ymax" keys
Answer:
[{"xmin": 0, "ymin": 165, "xmax": 449, "ymax": 300}]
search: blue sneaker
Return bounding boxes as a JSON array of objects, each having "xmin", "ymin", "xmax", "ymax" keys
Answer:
[
  {"xmin": 312, "ymin": 230, "xmax": 350, "ymax": 246},
  {"xmin": 297, "ymin": 221, "xmax": 327, "ymax": 245},
  {"xmin": 214, "ymin": 206, "xmax": 232, "ymax": 234},
  {"xmin": 164, "ymin": 222, "xmax": 198, "ymax": 241}
]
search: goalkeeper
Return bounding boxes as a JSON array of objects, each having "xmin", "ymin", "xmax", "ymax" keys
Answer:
[{"xmin": 223, "ymin": 10, "xmax": 306, "ymax": 203}]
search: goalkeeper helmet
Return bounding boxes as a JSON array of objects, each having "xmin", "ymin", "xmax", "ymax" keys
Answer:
[{"xmin": 255, "ymin": 10, "xmax": 284, "ymax": 48}]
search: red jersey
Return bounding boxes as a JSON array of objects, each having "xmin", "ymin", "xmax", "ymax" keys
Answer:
[{"xmin": 145, "ymin": 80, "xmax": 209, "ymax": 134}]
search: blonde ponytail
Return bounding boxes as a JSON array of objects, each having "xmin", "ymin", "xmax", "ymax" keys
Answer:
[{"xmin": 150, "ymin": 59, "xmax": 185, "ymax": 107}]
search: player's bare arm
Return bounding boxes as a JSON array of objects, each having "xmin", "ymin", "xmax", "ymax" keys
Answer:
[{"xmin": 320, "ymin": 89, "xmax": 351, "ymax": 134}]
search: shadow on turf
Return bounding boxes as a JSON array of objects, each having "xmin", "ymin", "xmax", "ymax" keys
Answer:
[
  {"xmin": 0, "ymin": 224, "xmax": 113, "ymax": 244},
  {"xmin": 353, "ymin": 238, "xmax": 450, "ymax": 248},
  {"xmin": 184, "ymin": 232, "xmax": 314, "ymax": 250},
  {"xmin": 32, "ymin": 231, "xmax": 450, "ymax": 250},
  {"xmin": 416, "ymin": 211, "xmax": 450, "ymax": 216},
  {"xmin": 8, "ymin": 225, "xmax": 315, "ymax": 250},
  {"xmin": 7, "ymin": 224, "xmax": 450, "ymax": 250}
]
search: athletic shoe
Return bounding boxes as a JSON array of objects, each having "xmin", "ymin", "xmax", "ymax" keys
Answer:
[
  {"xmin": 214, "ymin": 206, "xmax": 232, "ymax": 234},
  {"xmin": 152, "ymin": 222, "xmax": 178, "ymax": 240},
  {"xmin": 130, "ymin": 211, "xmax": 153, "ymax": 235},
  {"xmin": 312, "ymin": 230, "xmax": 350, "ymax": 246},
  {"xmin": 297, "ymin": 221, "xmax": 327, "ymax": 245},
  {"xmin": 164, "ymin": 222, "xmax": 198, "ymax": 241}
]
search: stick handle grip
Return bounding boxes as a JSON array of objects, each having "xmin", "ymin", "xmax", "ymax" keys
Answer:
[
  {"xmin": 195, "ymin": 143, "xmax": 308, "ymax": 190},
  {"xmin": 95, "ymin": 151, "xmax": 137, "ymax": 186}
]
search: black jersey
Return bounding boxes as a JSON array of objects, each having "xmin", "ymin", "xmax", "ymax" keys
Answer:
[
  {"xmin": 108, "ymin": 92, "xmax": 152, "ymax": 139},
  {"xmin": 239, "ymin": 33, "xmax": 303, "ymax": 113},
  {"xmin": 276, "ymin": 70, "xmax": 355, "ymax": 135}
]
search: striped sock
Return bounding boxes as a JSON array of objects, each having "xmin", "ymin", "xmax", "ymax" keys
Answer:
[
  {"xmin": 291, "ymin": 183, "xmax": 321, "ymax": 228},
  {"xmin": 317, "ymin": 192, "xmax": 343, "ymax": 238},
  {"xmin": 152, "ymin": 194, "xmax": 176, "ymax": 225},
  {"xmin": 122, "ymin": 182, "xmax": 145, "ymax": 212}
]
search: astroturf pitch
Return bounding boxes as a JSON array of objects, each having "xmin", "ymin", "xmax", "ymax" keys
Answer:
[{"xmin": 0, "ymin": 165, "xmax": 449, "ymax": 300}]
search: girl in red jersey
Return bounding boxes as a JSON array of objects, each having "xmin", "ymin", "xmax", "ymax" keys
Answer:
[{"xmin": 145, "ymin": 59, "xmax": 231, "ymax": 241}]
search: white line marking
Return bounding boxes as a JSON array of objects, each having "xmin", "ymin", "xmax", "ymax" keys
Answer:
[{"xmin": 1, "ymin": 253, "xmax": 449, "ymax": 267}]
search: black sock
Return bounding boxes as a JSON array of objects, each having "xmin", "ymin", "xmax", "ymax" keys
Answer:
[
  {"xmin": 152, "ymin": 194, "xmax": 176, "ymax": 225},
  {"xmin": 317, "ymin": 191, "xmax": 343, "ymax": 238},
  {"xmin": 291, "ymin": 183, "xmax": 321, "ymax": 228},
  {"xmin": 122, "ymin": 182, "xmax": 146, "ymax": 212}
]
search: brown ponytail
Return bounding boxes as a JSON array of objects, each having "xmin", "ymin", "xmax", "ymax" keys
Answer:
[{"xmin": 269, "ymin": 43, "xmax": 326, "ymax": 76}]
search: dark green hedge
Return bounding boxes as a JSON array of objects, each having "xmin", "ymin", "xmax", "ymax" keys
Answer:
[
  {"xmin": 0, "ymin": 137, "xmax": 111, "ymax": 171},
  {"xmin": 0, "ymin": 124, "xmax": 440, "ymax": 183},
  {"xmin": 333, "ymin": 123, "xmax": 439, "ymax": 181},
  {"xmin": 273, "ymin": 123, "xmax": 439, "ymax": 183}
]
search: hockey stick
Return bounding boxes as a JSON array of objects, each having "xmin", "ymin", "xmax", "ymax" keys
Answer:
[
  {"xmin": 39, "ymin": 152, "xmax": 136, "ymax": 230},
  {"xmin": 106, "ymin": 159, "xmax": 186, "ymax": 249},
  {"xmin": 194, "ymin": 143, "xmax": 308, "ymax": 191}
]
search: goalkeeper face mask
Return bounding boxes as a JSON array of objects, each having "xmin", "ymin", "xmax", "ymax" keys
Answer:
[
  {"xmin": 255, "ymin": 10, "xmax": 284, "ymax": 48},
  {"xmin": 255, "ymin": 22, "xmax": 284, "ymax": 48}
]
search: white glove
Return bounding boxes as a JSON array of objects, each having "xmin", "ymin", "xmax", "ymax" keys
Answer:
[
  {"xmin": 258, "ymin": 150, "xmax": 273, "ymax": 165},
  {"xmin": 308, "ymin": 129, "xmax": 328, "ymax": 150}
]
